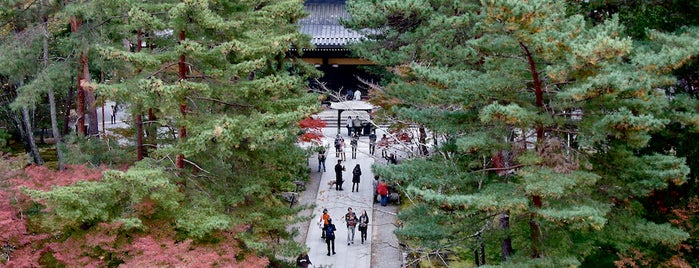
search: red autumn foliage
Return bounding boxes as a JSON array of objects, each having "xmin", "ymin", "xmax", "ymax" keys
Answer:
[
  {"xmin": 298, "ymin": 117, "xmax": 326, "ymax": 143},
  {"xmin": 9, "ymin": 164, "xmax": 106, "ymax": 192},
  {"xmin": 122, "ymin": 231, "xmax": 268, "ymax": 267},
  {"xmin": 299, "ymin": 117, "xmax": 327, "ymax": 130}
]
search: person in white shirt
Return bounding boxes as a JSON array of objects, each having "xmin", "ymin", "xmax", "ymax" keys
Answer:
[{"xmin": 354, "ymin": 89, "xmax": 362, "ymax": 101}]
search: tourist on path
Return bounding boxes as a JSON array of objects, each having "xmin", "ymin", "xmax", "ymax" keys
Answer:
[
  {"xmin": 377, "ymin": 181, "xmax": 389, "ymax": 206},
  {"xmin": 334, "ymin": 135, "xmax": 344, "ymax": 158},
  {"xmin": 344, "ymin": 207, "xmax": 357, "ymax": 245},
  {"xmin": 369, "ymin": 130, "xmax": 377, "ymax": 155},
  {"xmin": 372, "ymin": 175, "xmax": 379, "ymax": 203},
  {"xmin": 354, "ymin": 89, "xmax": 362, "ymax": 101},
  {"xmin": 319, "ymin": 208, "xmax": 330, "ymax": 239},
  {"xmin": 346, "ymin": 116, "xmax": 353, "ymax": 136},
  {"xmin": 352, "ymin": 116, "xmax": 362, "ymax": 136},
  {"xmin": 296, "ymin": 251, "xmax": 312, "ymax": 268},
  {"xmin": 358, "ymin": 210, "xmax": 369, "ymax": 244},
  {"xmin": 334, "ymin": 160, "xmax": 345, "ymax": 191},
  {"xmin": 352, "ymin": 164, "xmax": 362, "ymax": 192},
  {"xmin": 317, "ymin": 148, "xmax": 326, "ymax": 172},
  {"xmin": 350, "ymin": 134, "xmax": 358, "ymax": 159},
  {"xmin": 325, "ymin": 218, "xmax": 337, "ymax": 256}
]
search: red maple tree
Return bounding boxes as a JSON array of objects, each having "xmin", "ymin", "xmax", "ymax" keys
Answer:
[{"xmin": 298, "ymin": 117, "xmax": 326, "ymax": 143}]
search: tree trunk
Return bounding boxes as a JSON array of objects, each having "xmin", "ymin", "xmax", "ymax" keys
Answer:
[
  {"xmin": 70, "ymin": 15, "xmax": 86, "ymax": 136},
  {"xmin": 500, "ymin": 212, "xmax": 513, "ymax": 261},
  {"xmin": 62, "ymin": 83, "xmax": 74, "ymax": 135},
  {"xmin": 136, "ymin": 113, "xmax": 143, "ymax": 160},
  {"xmin": 42, "ymin": 0, "xmax": 65, "ymax": 170},
  {"xmin": 22, "ymin": 106, "xmax": 43, "ymax": 165},
  {"xmin": 83, "ymin": 55, "xmax": 99, "ymax": 136},
  {"xmin": 418, "ymin": 126, "xmax": 428, "ymax": 156},
  {"xmin": 520, "ymin": 41, "xmax": 544, "ymax": 259},
  {"xmin": 136, "ymin": 29, "xmax": 144, "ymax": 160},
  {"xmin": 176, "ymin": 29, "xmax": 187, "ymax": 170},
  {"xmin": 146, "ymin": 108, "xmax": 156, "ymax": 157}
]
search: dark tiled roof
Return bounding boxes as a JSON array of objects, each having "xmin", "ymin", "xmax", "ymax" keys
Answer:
[{"xmin": 299, "ymin": 1, "xmax": 362, "ymax": 48}]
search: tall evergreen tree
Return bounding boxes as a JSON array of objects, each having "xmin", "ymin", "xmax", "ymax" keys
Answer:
[
  {"xmin": 95, "ymin": 0, "xmax": 318, "ymax": 258},
  {"xmin": 344, "ymin": 0, "xmax": 699, "ymax": 266}
]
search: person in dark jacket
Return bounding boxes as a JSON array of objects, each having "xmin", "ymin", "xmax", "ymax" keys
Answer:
[
  {"xmin": 325, "ymin": 218, "xmax": 336, "ymax": 256},
  {"xmin": 368, "ymin": 130, "xmax": 377, "ymax": 155},
  {"xmin": 358, "ymin": 210, "xmax": 369, "ymax": 244},
  {"xmin": 334, "ymin": 160, "xmax": 345, "ymax": 191},
  {"xmin": 296, "ymin": 251, "xmax": 312, "ymax": 268},
  {"xmin": 352, "ymin": 164, "xmax": 362, "ymax": 192}
]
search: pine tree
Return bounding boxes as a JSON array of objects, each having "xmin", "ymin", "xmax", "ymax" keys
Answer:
[
  {"xmin": 95, "ymin": 0, "xmax": 318, "ymax": 259},
  {"xmin": 344, "ymin": 0, "xmax": 699, "ymax": 266}
]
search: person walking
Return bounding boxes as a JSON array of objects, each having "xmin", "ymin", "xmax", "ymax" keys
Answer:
[
  {"xmin": 352, "ymin": 164, "xmax": 362, "ymax": 192},
  {"xmin": 334, "ymin": 134, "xmax": 344, "ymax": 158},
  {"xmin": 334, "ymin": 160, "xmax": 345, "ymax": 191},
  {"xmin": 317, "ymin": 148, "xmax": 326, "ymax": 172},
  {"xmin": 377, "ymin": 181, "xmax": 389, "ymax": 206},
  {"xmin": 358, "ymin": 210, "xmax": 369, "ymax": 244},
  {"xmin": 350, "ymin": 134, "xmax": 358, "ymax": 159},
  {"xmin": 344, "ymin": 207, "xmax": 357, "ymax": 245},
  {"xmin": 296, "ymin": 251, "xmax": 312, "ymax": 268},
  {"xmin": 346, "ymin": 116, "xmax": 353, "ymax": 136},
  {"xmin": 368, "ymin": 130, "xmax": 377, "ymax": 155},
  {"xmin": 325, "ymin": 218, "xmax": 336, "ymax": 256},
  {"xmin": 379, "ymin": 134, "xmax": 390, "ymax": 158},
  {"xmin": 372, "ymin": 175, "xmax": 379, "ymax": 203},
  {"xmin": 319, "ymin": 208, "xmax": 330, "ymax": 239},
  {"xmin": 352, "ymin": 116, "xmax": 362, "ymax": 136},
  {"xmin": 338, "ymin": 138, "xmax": 346, "ymax": 161}
]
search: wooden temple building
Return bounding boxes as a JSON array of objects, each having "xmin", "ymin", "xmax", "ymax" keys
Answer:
[{"xmin": 296, "ymin": 0, "xmax": 376, "ymax": 101}]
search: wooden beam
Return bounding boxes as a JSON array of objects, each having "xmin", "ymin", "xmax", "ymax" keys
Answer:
[
  {"xmin": 300, "ymin": 58, "xmax": 323, "ymax": 64},
  {"xmin": 328, "ymin": 58, "xmax": 374, "ymax": 65},
  {"xmin": 298, "ymin": 57, "xmax": 374, "ymax": 65}
]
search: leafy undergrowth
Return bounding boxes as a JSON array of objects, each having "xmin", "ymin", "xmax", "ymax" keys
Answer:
[{"xmin": 0, "ymin": 155, "xmax": 269, "ymax": 267}]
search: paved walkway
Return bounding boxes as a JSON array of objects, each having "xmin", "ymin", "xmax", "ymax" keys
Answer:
[{"xmin": 303, "ymin": 127, "xmax": 401, "ymax": 268}]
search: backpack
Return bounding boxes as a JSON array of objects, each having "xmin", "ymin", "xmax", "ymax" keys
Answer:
[
  {"xmin": 334, "ymin": 138, "xmax": 341, "ymax": 147},
  {"xmin": 325, "ymin": 224, "xmax": 335, "ymax": 238}
]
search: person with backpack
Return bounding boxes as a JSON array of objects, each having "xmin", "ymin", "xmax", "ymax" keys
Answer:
[
  {"xmin": 358, "ymin": 210, "xmax": 369, "ymax": 244},
  {"xmin": 317, "ymin": 148, "xmax": 326, "ymax": 172},
  {"xmin": 325, "ymin": 218, "xmax": 336, "ymax": 256},
  {"xmin": 352, "ymin": 164, "xmax": 362, "ymax": 192},
  {"xmin": 350, "ymin": 134, "xmax": 358, "ymax": 159},
  {"xmin": 344, "ymin": 207, "xmax": 357, "ymax": 245}
]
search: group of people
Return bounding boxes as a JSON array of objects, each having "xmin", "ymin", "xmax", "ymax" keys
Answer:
[
  {"xmin": 346, "ymin": 89, "xmax": 362, "ymax": 101},
  {"xmin": 332, "ymin": 160, "xmax": 362, "ymax": 192},
  {"xmin": 317, "ymin": 207, "xmax": 370, "ymax": 256},
  {"xmin": 303, "ymin": 122, "xmax": 398, "ymax": 264},
  {"xmin": 346, "ymin": 116, "xmax": 365, "ymax": 137}
]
